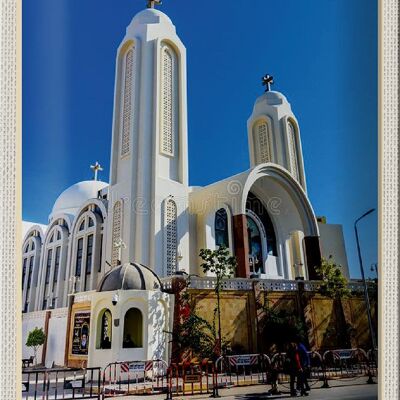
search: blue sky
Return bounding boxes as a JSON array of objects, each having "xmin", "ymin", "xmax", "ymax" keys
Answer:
[{"xmin": 23, "ymin": 0, "xmax": 378, "ymax": 279}]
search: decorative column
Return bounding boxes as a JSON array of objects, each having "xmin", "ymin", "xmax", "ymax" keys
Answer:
[
  {"xmin": 303, "ymin": 236, "xmax": 322, "ymax": 280},
  {"xmin": 233, "ymin": 215, "xmax": 250, "ymax": 278}
]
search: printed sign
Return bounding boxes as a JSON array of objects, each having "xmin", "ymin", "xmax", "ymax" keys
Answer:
[
  {"xmin": 129, "ymin": 362, "xmax": 146, "ymax": 372},
  {"xmin": 71, "ymin": 311, "xmax": 91, "ymax": 356},
  {"xmin": 336, "ymin": 350, "xmax": 352, "ymax": 359},
  {"xmin": 236, "ymin": 356, "xmax": 252, "ymax": 366},
  {"xmin": 185, "ymin": 374, "xmax": 201, "ymax": 383}
]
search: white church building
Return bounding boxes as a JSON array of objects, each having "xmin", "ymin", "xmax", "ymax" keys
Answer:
[{"xmin": 22, "ymin": 4, "xmax": 349, "ymax": 368}]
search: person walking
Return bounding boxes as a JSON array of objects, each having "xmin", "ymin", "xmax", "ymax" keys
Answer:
[
  {"xmin": 286, "ymin": 342, "xmax": 304, "ymax": 397},
  {"xmin": 297, "ymin": 340, "xmax": 311, "ymax": 394}
]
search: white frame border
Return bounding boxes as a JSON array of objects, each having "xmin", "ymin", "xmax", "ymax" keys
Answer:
[
  {"xmin": 0, "ymin": 0, "xmax": 397, "ymax": 397},
  {"xmin": 0, "ymin": 0, "xmax": 21, "ymax": 398},
  {"xmin": 379, "ymin": 0, "xmax": 399, "ymax": 398}
]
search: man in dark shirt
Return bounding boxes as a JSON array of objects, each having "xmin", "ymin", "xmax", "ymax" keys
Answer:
[{"xmin": 297, "ymin": 341, "xmax": 311, "ymax": 393}]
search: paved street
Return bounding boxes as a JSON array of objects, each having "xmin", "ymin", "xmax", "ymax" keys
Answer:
[{"xmin": 117, "ymin": 378, "xmax": 378, "ymax": 400}]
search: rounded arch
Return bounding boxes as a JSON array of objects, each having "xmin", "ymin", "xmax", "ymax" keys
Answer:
[
  {"xmin": 240, "ymin": 164, "xmax": 318, "ymax": 237},
  {"xmin": 122, "ymin": 307, "xmax": 143, "ymax": 348},
  {"xmin": 38, "ymin": 219, "xmax": 70, "ymax": 310},
  {"xmin": 22, "ymin": 229, "xmax": 44, "ymax": 312},
  {"xmin": 69, "ymin": 201, "xmax": 106, "ymax": 293},
  {"xmin": 72, "ymin": 199, "xmax": 107, "ymax": 230},
  {"xmin": 48, "ymin": 212, "xmax": 73, "ymax": 232},
  {"xmin": 96, "ymin": 308, "xmax": 113, "ymax": 349},
  {"xmin": 23, "ymin": 224, "xmax": 46, "ymax": 245}
]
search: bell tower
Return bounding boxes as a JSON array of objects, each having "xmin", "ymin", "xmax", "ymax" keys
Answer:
[
  {"xmin": 106, "ymin": 3, "xmax": 190, "ymax": 277},
  {"xmin": 247, "ymin": 74, "xmax": 307, "ymax": 192}
]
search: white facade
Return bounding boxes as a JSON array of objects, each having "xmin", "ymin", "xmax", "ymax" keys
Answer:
[
  {"xmin": 106, "ymin": 9, "xmax": 190, "ymax": 280},
  {"xmin": 22, "ymin": 6, "xmax": 349, "ymax": 314},
  {"xmin": 318, "ymin": 221, "xmax": 350, "ymax": 279},
  {"xmin": 88, "ymin": 288, "xmax": 173, "ymax": 370}
]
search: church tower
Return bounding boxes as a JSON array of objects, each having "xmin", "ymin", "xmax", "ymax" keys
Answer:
[
  {"xmin": 106, "ymin": 3, "xmax": 190, "ymax": 277},
  {"xmin": 247, "ymin": 75, "xmax": 307, "ymax": 192}
]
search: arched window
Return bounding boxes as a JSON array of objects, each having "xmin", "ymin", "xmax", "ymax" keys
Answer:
[
  {"xmin": 111, "ymin": 201, "xmax": 123, "ymax": 267},
  {"xmin": 246, "ymin": 192, "xmax": 278, "ymax": 275},
  {"xmin": 123, "ymin": 308, "xmax": 143, "ymax": 348},
  {"xmin": 22, "ymin": 232, "xmax": 40, "ymax": 313},
  {"xmin": 287, "ymin": 121, "xmax": 299, "ymax": 181},
  {"xmin": 165, "ymin": 198, "xmax": 177, "ymax": 276},
  {"xmin": 41, "ymin": 224, "xmax": 65, "ymax": 310},
  {"xmin": 254, "ymin": 120, "xmax": 272, "ymax": 164},
  {"xmin": 160, "ymin": 44, "xmax": 178, "ymax": 157},
  {"xmin": 215, "ymin": 208, "xmax": 229, "ymax": 248},
  {"xmin": 121, "ymin": 46, "xmax": 136, "ymax": 158},
  {"xmin": 71, "ymin": 206, "xmax": 104, "ymax": 292},
  {"xmin": 97, "ymin": 309, "xmax": 112, "ymax": 349}
]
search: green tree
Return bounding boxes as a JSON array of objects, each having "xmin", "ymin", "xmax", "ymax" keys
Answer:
[
  {"xmin": 199, "ymin": 246, "xmax": 237, "ymax": 356},
  {"xmin": 315, "ymin": 256, "xmax": 350, "ymax": 299},
  {"xmin": 315, "ymin": 257, "xmax": 352, "ymax": 348},
  {"xmin": 26, "ymin": 327, "xmax": 46, "ymax": 366}
]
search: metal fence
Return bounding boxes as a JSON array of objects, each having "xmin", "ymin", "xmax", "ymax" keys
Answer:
[
  {"xmin": 22, "ymin": 367, "xmax": 101, "ymax": 400},
  {"xmin": 102, "ymin": 359, "xmax": 168, "ymax": 397},
  {"xmin": 215, "ymin": 354, "xmax": 271, "ymax": 387},
  {"xmin": 22, "ymin": 349, "xmax": 377, "ymax": 399},
  {"xmin": 166, "ymin": 359, "xmax": 216, "ymax": 398}
]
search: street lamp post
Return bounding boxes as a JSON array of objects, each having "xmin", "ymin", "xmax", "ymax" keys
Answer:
[{"xmin": 354, "ymin": 208, "xmax": 377, "ymax": 352}]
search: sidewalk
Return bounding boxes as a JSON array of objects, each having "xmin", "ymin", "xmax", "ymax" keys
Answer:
[{"xmin": 113, "ymin": 377, "xmax": 378, "ymax": 400}]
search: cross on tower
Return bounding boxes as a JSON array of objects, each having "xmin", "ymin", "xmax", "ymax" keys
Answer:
[
  {"xmin": 147, "ymin": 0, "xmax": 162, "ymax": 8},
  {"xmin": 262, "ymin": 74, "xmax": 274, "ymax": 92},
  {"xmin": 90, "ymin": 161, "xmax": 103, "ymax": 181},
  {"xmin": 114, "ymin": 238, "xmax": 126, "ymax": 266}
]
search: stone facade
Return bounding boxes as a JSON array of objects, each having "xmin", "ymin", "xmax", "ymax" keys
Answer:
[{"xmin": 167, "ymin": 277, "xmax": 377, "ymax": 357}]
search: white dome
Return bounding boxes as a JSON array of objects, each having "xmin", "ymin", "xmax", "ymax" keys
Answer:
[
  {"xmin": 255, "ymin": 91, "xmax": 288, "ymax": 107},
  {"xmin": 51, "ymin": 180, "xmax": 108, "ymax": 216},
  {"xmin": 130, "ymin": 8, "xmax": 173, "ymax": 28}
]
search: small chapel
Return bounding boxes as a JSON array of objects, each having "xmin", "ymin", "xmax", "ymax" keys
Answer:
[{"xmin": 22, "ymin": 3, "xmax": 350, "ymax": 368}]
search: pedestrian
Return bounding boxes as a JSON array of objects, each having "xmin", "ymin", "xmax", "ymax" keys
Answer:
[
  {"xmin": 297, "ymin": 340, "xmax": 311, "ymax": 394},
  {"xmin": 286, "ymin": 342, "xmax": 307, "ymax": 397},
  {"xmin": 267, "ymin": 362, "xmax": 280, "ymax": 396}
]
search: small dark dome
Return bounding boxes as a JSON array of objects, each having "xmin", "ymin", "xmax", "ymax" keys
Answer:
[{"xmin": 97, "ymin": 263, "xmax": 162, "ymax": 292}]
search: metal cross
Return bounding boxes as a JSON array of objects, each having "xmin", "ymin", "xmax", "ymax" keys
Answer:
[
  {"xmin": 90, "ymin": 161, "xmax": 103, "ymax": 181},
  {"xmin": 147, "ymin": 0, "xmax": 162, "ymax": 8},
  {"xmin": 262, "ymin": 74, "xmax": 274, "ymax": 92}
]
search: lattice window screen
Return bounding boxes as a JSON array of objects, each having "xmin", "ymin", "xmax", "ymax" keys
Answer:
[
  {"xmin": 288, "ymin": 122, "xmax": 299, "ymax": 180},
  {"xmin": 257, "ymin": 122, "xmax": 272, "ymax": 163},
  {"xmin": 121, "ymin": 47, "xmax": 135, "ymax": 157},
  {"xmin": 165, "ymin": 198, "xmax": 177, "ymax": 276},
  {"xmin": 111, "ymin": 201, "xmax": 122, "ymax": 267},
  {"xmin": 161, "ymin": 45, "xmax": 176, "ymax": 156}
]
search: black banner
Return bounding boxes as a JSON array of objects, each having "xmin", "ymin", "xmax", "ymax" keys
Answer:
[{"xmin": 71, "ymin": 311, "xmax": 90, "ymax": 356}]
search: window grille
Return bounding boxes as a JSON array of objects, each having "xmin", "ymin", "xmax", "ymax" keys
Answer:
[
  {"xmin": 288, "ymin": 121, "xmax": 299, "ymax": 180},
  {"xmin": 121, "ymin": 47, "xmax": 135, "ymax": 157},
  {"xmin": 257, "ymin": 122, "xmax": 272, "ymax": 163},
  {"xmin": 161, "ymin": 45, "xmax": 177, "ymax": 156},
  {"xmin": 165, "ymin": 198, "xmax": 177, "ymax": 276},
  {"xmin": 111, "ymin": 201, "xmax": 122, "ymax": 267}
]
